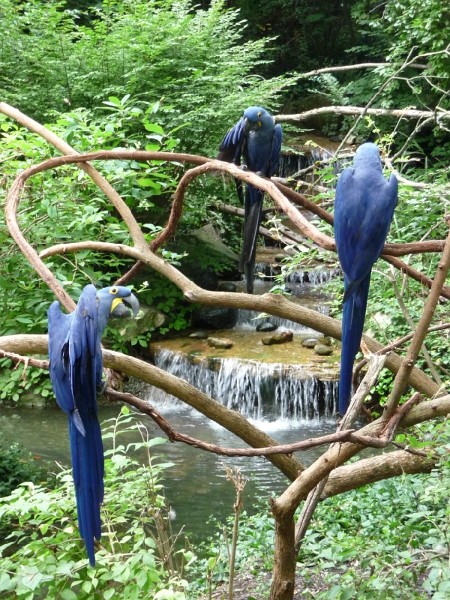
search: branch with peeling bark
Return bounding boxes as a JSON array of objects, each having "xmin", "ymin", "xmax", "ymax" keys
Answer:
[
  {"xmin": 5, "ymin": 148, "xmax": 449, "ymax": 300},
  {"xmin": 276, "ymin": 105, "xmax": 450, "ymax": 125},
  {"xmin": 1, "ymin": 333, "xmax": 449, "ymax": 495}
]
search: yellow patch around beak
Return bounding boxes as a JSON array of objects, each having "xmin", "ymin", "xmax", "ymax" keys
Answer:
[{"xmin": 111, "ymin": 297, "xmax": 123, "ymax": 312}]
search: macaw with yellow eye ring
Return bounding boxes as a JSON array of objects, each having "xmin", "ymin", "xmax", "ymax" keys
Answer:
[
  {"xmin": 48, "ymin": 284, "xmax": 139, "ymax": 565},
  {"xmin": 218, "ymin": 106, "xmax": 282, "ymax": 293},
  {"xmin": 334, "ymin": 143, "xmax": 398, "ymax": 414}
]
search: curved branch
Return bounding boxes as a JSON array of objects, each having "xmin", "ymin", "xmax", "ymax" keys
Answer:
[
  {"xmin": 1, "ymin": 334, "xmax": 449, "ymax": 495},
  {"xmin": 1, "ymin": 231, "xmax": 444, "ymax": 403},
  {"xmin": 276, "ymin": 105, "xmax": 450, "ymax": 124},
  {"xmin": 6, "ymin": 149, "xmax": 449, "ymax": 304},
  {"xmin": 105, "ymin": 389, "xmax": 386, "ymax": 453},
  {"xmin": 0, "ymin": 334, "xmax": 303, "ymax": 480},
  {"xmin": 384, "ymin": 223, "xmax": 450, "ymax": 417},
  {"xmin": 323, "ymin": 449, "xmax": 437, "ymax": 497}
]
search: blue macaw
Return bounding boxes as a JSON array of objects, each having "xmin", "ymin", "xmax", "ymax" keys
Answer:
[
  {"xmin": 218, "ymin": 106, "xmax": 282, "ymax": 293},
  {"xmin": 48, "ymin": 284, "xmax": 139, "ymax": 565},
  {"xmin": 334, "ymin": 143, "xmax": 398, "ymax": 414}
]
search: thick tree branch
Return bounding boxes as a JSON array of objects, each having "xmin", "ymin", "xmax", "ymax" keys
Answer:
[
  {"xmin": 276, "ymin": 105, "xmax": 450, "ymax": 124},
  {"xmin": 323, "ymin": 449, "xmax": 437, "ymax": 498},
  {"xmin": 2, "ymin": 335, "xmax": 449, "ymax": 496}
]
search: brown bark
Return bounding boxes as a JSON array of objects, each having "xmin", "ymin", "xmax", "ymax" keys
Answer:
[{"xmin": 323, "ymin": 450, "xmax": 436, "ymax": 497}]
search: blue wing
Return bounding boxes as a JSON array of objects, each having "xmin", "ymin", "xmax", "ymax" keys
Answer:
[
  {"xmin": 217, "ymin": 116, "xmax": 247, "ymax": 165},
  {"xmin": 335, "ymin": 168, "xmax": 398, "ymax": 289},
  {"xmin": 267, "ymin": 123, "xmax": 283, "ymax": 176},
  {"xmin": 334, "ymin": 146, "xmax": 398, "ymax": 413},
  {"xmin": 48, "ymin": 284, "xmax": 103, "ymax": 565}
]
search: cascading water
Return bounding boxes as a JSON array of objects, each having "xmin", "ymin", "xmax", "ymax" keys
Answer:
[
  {"xmin": 147, "ymin": 348, "xmax": 338, "ymax": 422},
  {"xmin": 254, "ymin": 263, "xmax": 341, "ymax": 285},
  {"xmin": 277, "ymin": 136, "xmax": 342, "ymax": 181}
]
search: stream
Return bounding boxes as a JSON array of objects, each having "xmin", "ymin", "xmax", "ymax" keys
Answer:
[
  {"xmin": 0, "ymin": 402, "xmax": 337, "ymax": 543},
  {"xmin": 1, "ymin": 266, "xmax": 342, "ymax": 543}
]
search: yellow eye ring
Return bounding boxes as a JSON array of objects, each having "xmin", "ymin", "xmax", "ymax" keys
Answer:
[{"xmin": 109, "ymin": 286, "xmax": 118, "ymax": 295}]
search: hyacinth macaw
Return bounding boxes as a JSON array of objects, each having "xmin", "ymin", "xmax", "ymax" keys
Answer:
[
  {"xmin": 218, "ymin": 106, "xmax": 282, "ymax": 293},
  {"xmin": 48, "ymin": 284, "xmax": 139, "ymax": 565},
  {"xmin": 334, "ymin": 143, "xmax": 398, "ymax": 414}
]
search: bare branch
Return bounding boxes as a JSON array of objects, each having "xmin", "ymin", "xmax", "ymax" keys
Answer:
[
  {"xmin": 276, "ymin": 105, "xmax": 450, "ymax": 124},
  {"xmin": 384, "ymin": 223, "xmax": 450, "ymax": 417},
  {"xmin": 105, "ymin": 388, "xmax": 385, "ymax": 454},
  {"xmin": 291, "ymin": 62, "xmax": 428, "ymax": 82}
]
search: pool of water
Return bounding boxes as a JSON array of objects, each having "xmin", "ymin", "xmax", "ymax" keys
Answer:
[{"xmin": 0, "ymin": 400, "xmax": 337, "ymax": 543}]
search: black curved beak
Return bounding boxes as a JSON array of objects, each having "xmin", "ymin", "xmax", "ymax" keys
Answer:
[
  {"xmin": 244, "ymin": 117, "xmax": 260, "ymax": 133},
  {"xmin": 111, "ymin": 293, "xmax": 140, "ymax": 319}
]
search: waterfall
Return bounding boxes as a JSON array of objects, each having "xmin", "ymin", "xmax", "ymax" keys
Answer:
[
  {"xmin": 253, "ymin": 263, "xmax": 340, "ymax": 285},
  {"xmin": 285, "ymin": 267, "xmax": 341, "ymax": 285},
  {"xmin": 147, "ymin": 348, "xmax": 338, "ymax": 422},
  {"xmin": 278, "ymin": 147, "xmax": 334, "ymax": 180}
]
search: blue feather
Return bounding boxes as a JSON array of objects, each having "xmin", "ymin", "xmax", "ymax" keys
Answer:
[
  {"xmin": 334, "ymin": 143, "xmax": 398, "ymax": 414},
  {"xmin": 218, "ymin": 106, "xmax": 282, "ymax": 293},
  {"xmin": 48, "ymin": 284, "xmax": 139, "ymax": 564}
]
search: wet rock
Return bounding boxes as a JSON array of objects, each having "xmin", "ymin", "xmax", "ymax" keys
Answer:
[
  {"xmin": 207, "ymin": 337, "xmax": 234, "ymax": 349},
  {"xmin": 256, "ymin": 322, "xmax": 278, "ymax": 333},
  {"xmin": 218, "ymin": 282, "xmax": 238, "ymax": 292},
  {"xmin": 191, "ymin": 306, "xmax": 238, "ymax": 330},
  {"xmin": 189, "ymin": 331, "xmax": 209, "ymax": 339},
  {"xmin": 314, "ymin": 343, "xmax": 333, "ymax": 356},
  {"xmin": 262, "ymin": 331, "xmax": 293, "ymax": 345},
  {"xmin": 321, "ymin": 337, "xmax": 333, "ymax": 346},
  {"xmin": 192, "ymin": 224, "xmax": 239, "ymax": 261},
  {"xmin": 302, "ymin": 337, "xmax": 319, "ymax": 348}
]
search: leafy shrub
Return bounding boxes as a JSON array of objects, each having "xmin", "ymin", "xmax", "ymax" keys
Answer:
[
  {"xmin": 189, "ymin": 421, "xmax": 450, "ymax": 598},
  {"xmin": 0, "ymin": 440, "xmax": 47, "ymax": 499},
  {"xmin": 0, "ymin": 407, "xmax": 193, "ymax": 599},
  {"xmin": 0, "ymin": 0, "xmax": 291, "ymax": 154}
]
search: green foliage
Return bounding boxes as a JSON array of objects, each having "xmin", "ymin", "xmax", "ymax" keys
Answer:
[
  {"xmin": 0, "ymin": 0, "xmax": 293, "ymax": 403},
  {"xmin": 188, "ymin": 420, "xmax": 450, "ymax": 598},
  {"xmin": 0, "ymin": 0, "xmax": 291, "ymax": 153},
  {"xmin": 0, "ymin": 360, "xmax": 52, "ymax": 406},
  {"xmin": 0, "ymin": 408, "xmax": 192, "ymax": 599},
  {"xmin": 0, "ymin": 440, "xmax": 47, "ymax": 498},
  {"xmin": 188, "ymin": 503, "xmax": 274, "ymax": 596}
]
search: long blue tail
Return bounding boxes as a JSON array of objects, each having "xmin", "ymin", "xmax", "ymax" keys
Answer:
[
  {"xmin": 239, "ymin": 186, "xmax": 264, "ymax": 293},
  {"xmin": 338, "ymin": 272, "xmax": 372, "ymax": 414},
  {"xmin": 69, "ymin": 412, "xmax": 104, "ymax": 565}
]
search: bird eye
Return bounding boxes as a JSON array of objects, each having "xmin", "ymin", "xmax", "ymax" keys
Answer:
[
  {"xmin": 109, "ymin": 287, "xmax": 118, "ymax": 295},
  {"xmin": 257, "ymin": 111, "xmax": 262, "ymax": 117}
]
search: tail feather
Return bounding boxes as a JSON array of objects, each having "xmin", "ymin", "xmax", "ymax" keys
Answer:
[
  {"xmin": 239, "ymin": 186, "xmax": 264, "ymax": 293},
  {"xmin": 69, "ymin": 413, "xmax": 104, "ymax": 565},
  {"xmin": 338, "ymin": 273, "xmax": 371, "ymax": 414}
]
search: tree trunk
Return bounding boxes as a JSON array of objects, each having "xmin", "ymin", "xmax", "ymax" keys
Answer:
[{"xmin": 270, "ymin": 502, "xmax": 297, "ymax": 600}]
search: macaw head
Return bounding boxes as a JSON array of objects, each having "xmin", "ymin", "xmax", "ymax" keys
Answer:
[
  {"xmin": 353, "ymin": 142, "xmax": 382, "ymax": 170},
  {"xmin": 243, "ymin": 106, "xmax": 272, "ymax": 132},
  {"xmin": 97, "ymin": 286, "xmax": 140, "ymax": 319}
]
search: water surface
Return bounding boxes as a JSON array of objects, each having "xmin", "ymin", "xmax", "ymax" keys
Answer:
[{"xmin": 0, "ymin": 401, "xmax": 337, "ymax": 542}]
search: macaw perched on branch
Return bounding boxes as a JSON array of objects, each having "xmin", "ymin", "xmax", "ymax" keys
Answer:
[
  {"xmin": 48, "ymin": 284, "xmax": 139, "ymax": 565},
  {"xmin": 218, "ymin": 106, "xmax": 282, "ymax": 293},
  {"xmin": 334, "ymin": 143, "xmax": 398, "ymax": 414}
]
